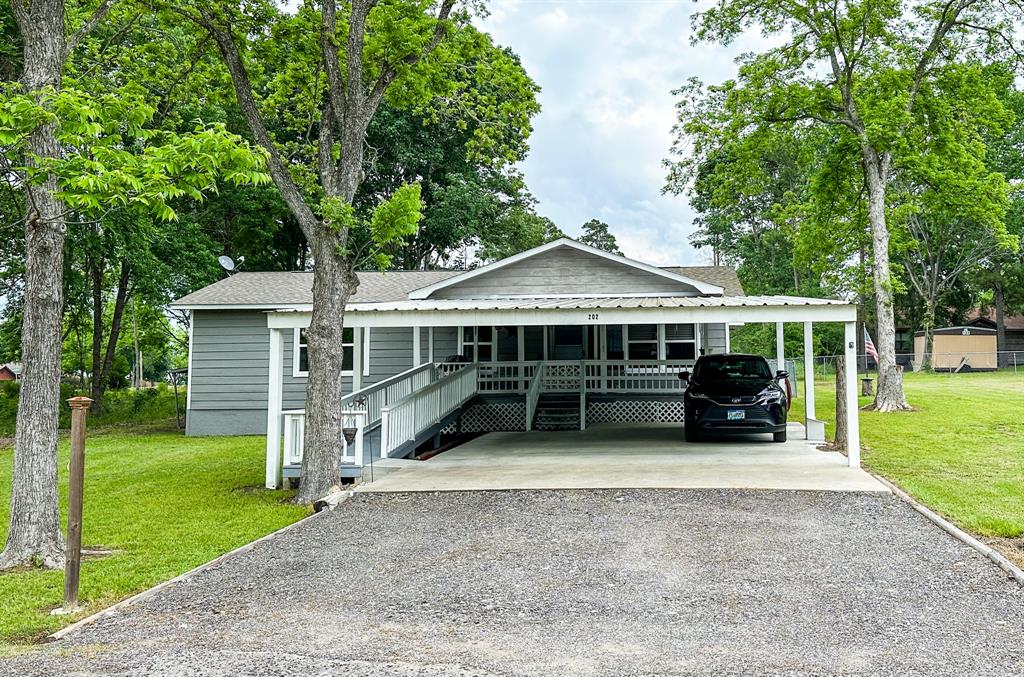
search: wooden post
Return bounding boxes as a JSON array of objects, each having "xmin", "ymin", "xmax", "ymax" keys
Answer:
[{"xmin": 63, "ymin": 396, "xmax": 92, "ymax": 613}]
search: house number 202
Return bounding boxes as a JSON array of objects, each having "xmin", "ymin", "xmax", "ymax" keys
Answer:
[{"xmin": 587, "ymin": 313, "xmax": 599, "ymax": 321}]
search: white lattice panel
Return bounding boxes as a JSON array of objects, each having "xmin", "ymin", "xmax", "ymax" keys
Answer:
[
  {"xmin": 441, "ymin": 401, "xmax": 527, "ymax": 434},
  {"xmin": 587, "ymin": 399, "xmax": 686, "ymax": 424}
]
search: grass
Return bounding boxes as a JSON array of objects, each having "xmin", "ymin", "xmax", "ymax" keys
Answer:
[
  {"xmin": 812, "ymin": 370, "xmax": 1024, "ymax": 539},
  {"xmin": 0, "ymin": 430, "xmax": 308, "ymax": 645}
]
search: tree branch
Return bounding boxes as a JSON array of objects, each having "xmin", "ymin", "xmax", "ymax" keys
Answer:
[
  {"xmin": 364, "ymin": 0, "xmax": 456, "ymax": 117},
  {"xmin": 65, "ymin": 0, "xmax": 118, "ymax": 59},
  {"xmin": 193, "ymin": 7, "xmax": 321, "ymax": 237}
]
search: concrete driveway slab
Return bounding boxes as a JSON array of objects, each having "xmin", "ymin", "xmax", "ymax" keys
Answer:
[
  {"xmin": 365, "ymin": 423, "xmax": 886, "ymax": 493},
  {"xmin": 4, "ymin": 490, "xmax": 1022, "ymax": 676}
]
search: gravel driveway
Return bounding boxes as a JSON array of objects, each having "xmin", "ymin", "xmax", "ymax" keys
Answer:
[{"xmin": 5, "ymin": 490, "xmax": 1023, "ymax": 676}]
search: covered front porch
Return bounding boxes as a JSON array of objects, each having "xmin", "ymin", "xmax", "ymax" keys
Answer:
[{"xmin": 263, "ymin": 296, "xmax": 861, "ymax": 489}]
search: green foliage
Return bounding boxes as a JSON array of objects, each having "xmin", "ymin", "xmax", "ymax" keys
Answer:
[
  {"xmin": 668, "ymin": 0, "xmax": 1024, "ymax": 333},
  {"xmin": 0, "ymin": 84, "xmax": 269, "ymax": 222},
  {"xmin": 366, "ymin": 183, "xmax": 423, "ymax": 267},
  {"xmin": 0, "ymin": 383, "xmax": 185, "ymax": 437},
  {"xmin": 578, "ymin": 219, "xmax": 621, "ymax": 255}
]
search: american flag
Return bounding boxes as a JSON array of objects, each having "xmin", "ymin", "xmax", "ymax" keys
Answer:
[{"xmin": 864, "ymin": 327, "xmax": 879, "ymax": 363}]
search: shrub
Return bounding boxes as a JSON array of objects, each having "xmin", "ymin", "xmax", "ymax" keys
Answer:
[{"xmin": 0, "ymin": 382, "xmax": 185, "ymax": 436}]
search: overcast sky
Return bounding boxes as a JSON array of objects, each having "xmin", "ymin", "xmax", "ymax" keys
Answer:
[{"xmin": 478, "ymin": 0, "xmax": 766, "ymax": 266}]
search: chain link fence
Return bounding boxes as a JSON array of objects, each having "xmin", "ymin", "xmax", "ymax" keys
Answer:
[{"xmin": 802, "ymin": 351, "xmax": 1024, "ymax": 380}]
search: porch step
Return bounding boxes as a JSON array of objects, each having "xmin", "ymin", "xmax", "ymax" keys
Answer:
[{"xmin": 533, "ymin": 393, "xmax": 582, "ymax": 431}]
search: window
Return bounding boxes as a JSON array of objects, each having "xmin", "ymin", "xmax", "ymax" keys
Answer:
[
  {"xmin": 461, "ymin": 326, "xmax": 494, "ymax": 362},
  {"xmin": 294, "ymin": 327, "xmax": 354, "ymax": 377},
  {"xmin": 665, "ymin": 323, "xmax": 696, "ymax": 360},
  {"xmin": 627, "ymin": 324, "xmax": 658, "ymax": 360},
  {"xmin": 895, "ymin": 330, "xmax": 912, "ymax": 353}
]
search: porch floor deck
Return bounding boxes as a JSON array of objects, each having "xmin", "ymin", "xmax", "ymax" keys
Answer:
[{"xmin": 360, "ymin": 423, "xmax": 887, "ymax": 494}]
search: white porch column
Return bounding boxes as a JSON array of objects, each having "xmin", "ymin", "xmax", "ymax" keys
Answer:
[
  {"xmin": 265, "ymin": 327, "xmax": 284, "ymax": 489},
  {"xmin": 413, "ymin": 326, "xmax": 421, "ymax": 366},
  {"xmin": 803, "ymin": 322, "xmax": 815, "ymax": 439},
  {"xmin": 352, "ymin": 327, "xmax": 363, "ymax": 391},
  {"xmin": 844, "ymin": 321, "xmax": 861, "ymax": 467},
  {"xmin": 724, "ymin": 323, "xmax": 731, "ymax": 352},
  {"xmin": 428, "ymin": 327, "xmax": 435, "ymax": 363},
  {"xmin": 362, "ymin": 327, "xmax": 371, "ymax": 377},
  {"xmin": 775, "ymin": 322, "xmax": 785, "ymax": 372}
]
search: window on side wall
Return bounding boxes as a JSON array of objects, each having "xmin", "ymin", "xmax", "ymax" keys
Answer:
[
  {"xmin": 665, "ymin": 323, "xmax": 696, "ymax": 360},
  {"xmin": 294, "ymin": 327, "xmax": 354, "ymax": 377}
]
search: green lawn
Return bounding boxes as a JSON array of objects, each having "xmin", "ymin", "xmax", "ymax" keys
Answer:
[
  {"xmin": 812, "ymin": 370, "xmax": 1024, "ymax": 538},
  {"xmin": 0, "ymin": 431, "xmax": 308, "ymax": 645}
]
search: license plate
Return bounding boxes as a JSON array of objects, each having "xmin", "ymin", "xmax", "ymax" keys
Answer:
[{"xmin": 727, "ymin": 410, "xmax": 745, "ymax": 420}]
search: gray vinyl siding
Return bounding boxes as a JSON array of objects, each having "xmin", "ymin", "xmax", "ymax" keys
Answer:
[
  {"xmin": 188, "ymin": 311, "xmax": 351, "ymax": 436},
  {"xmin": 188, "ymin": 310, "xmax": 270, "ymax": 436},
  {"xmin": 365, "ymin": 327, "xmax": 414, "ymax": 385},
  {"xmin": 702, "ymin": 323, "xmax": 728, "ymax": 355},
  {"xmin": 431, "ymin": 326, "xmax": 459, "ymax": 361},
  {"xmin": 430, "ymin": 246, "xmax": 699, "ymax": 298}
]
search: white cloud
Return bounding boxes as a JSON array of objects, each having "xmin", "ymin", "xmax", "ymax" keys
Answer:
[
  {"xmin": 477, "ymin": 1, "xmax": 767, "ymax": 267},
  {"xmin": 535, "ymin": 7, "xmax": 571, "ymax": 30}
]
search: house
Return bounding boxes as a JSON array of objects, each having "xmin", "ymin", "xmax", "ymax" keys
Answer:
[
  {"xmin": 0, "ymin": 363, "xmax": 21, "ymax": 381},
  {"xmin": 966, "ymin": 310, "xmax": 1024, "ymax": 354},
  {"xmin": 171, "ymin": 238, "xmax": 861, "ymax": 488}
]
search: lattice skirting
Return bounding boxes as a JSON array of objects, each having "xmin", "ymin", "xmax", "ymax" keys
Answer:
[
  {"xmin": 586, "ymin": 398, "xmax": 686, "ymax": 425},
  {"xmin": 441, "ymin": 400, "xmax": 527, "ymax": 434}
]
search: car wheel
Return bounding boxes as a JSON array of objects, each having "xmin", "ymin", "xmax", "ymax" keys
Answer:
[
  {"xmin": 685, "ymin": 426, "xmax": 698, "ymax": 443},
  {"xmin": 773, "ymin": 430, "xmax": 787, "ymax": 443}
]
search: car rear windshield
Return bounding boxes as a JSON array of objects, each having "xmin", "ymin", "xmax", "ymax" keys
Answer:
[{"xmin": 694, "ymin": 356, "xmax": 772, "ymax": 381}]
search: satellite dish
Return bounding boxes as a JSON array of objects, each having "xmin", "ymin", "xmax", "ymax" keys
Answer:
[{"xmin": 218, "ymin": 255, "xmax": 236, "ymax": 272}]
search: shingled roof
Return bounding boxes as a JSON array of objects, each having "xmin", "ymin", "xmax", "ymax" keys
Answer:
[
  {"xmin": 662, "ymin": 266, "xmax": 744, "ymax": 297},
  {"xmin": 171, "ymin": 266, "xmax": 744, "ymax": 308}
]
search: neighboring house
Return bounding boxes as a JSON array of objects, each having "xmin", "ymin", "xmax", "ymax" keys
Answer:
[
  {"xmin": 0, "ymin": 363, "xmax": 21, "ymax": 381},
  {"xmin": 171, "ymin": 238, "xmax": 860, "ymax": 487},
  {"xmin": 966, "ymin": 310, "xmax": 1024, "ymax": 354}
]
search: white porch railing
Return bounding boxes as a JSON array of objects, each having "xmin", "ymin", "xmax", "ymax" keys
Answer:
[
  {"xmin": 380, "ymin": 364, "xmax": 479, "ymax": 458},
  {"xmin": 282, "ymin": 409, "xmax": 368, "ymax": 468},
  {"xmin": 282, "ymin": 363, "xmax": 438, "ymax": 471},
  {"xmin": 584, "ymin": 360, "xmax": 693, "ymax": 393},
  {"xmin": 524, "ymin": 364, "xmax": 545, "ymax": 432},
  {"xmin": 439, "ymin": 359, "xmax": 694, "ymax": 395},
  {"xmin": 341, "ymin": 362, "xmax": 436, "ymax": 428}
]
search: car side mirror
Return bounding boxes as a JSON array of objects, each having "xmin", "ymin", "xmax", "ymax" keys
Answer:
[
  {"xmin": 678, "ymin": 370, "xmax": 690, "ymax": 382},
  {"xmin": 776, "ymin": 370, "xmax": 788, "ymax": 380}
]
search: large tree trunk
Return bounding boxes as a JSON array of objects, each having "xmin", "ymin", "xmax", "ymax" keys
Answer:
[
  {"xmin": 295, "ymin": 234, "xmax": 356, "ymax": 502},
  {"xmin": 862, "ymin": 151, "xmax": 911, "ymax": 412},
  {"xmin": 0, "ymin": 0, "xmax": 68, "ymax": 570},
  {"xmin": 921, "ymin": 297, "xmax": 937, "ymax": 371},
  {"xmin": 994, "ymin": 262, "xmax": 1007, "ymax": 369}
]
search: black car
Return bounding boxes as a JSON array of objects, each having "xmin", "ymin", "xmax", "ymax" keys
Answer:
[{"xmin": 680, "ymin": 353, "xmax": 791, "ymax": 443}]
